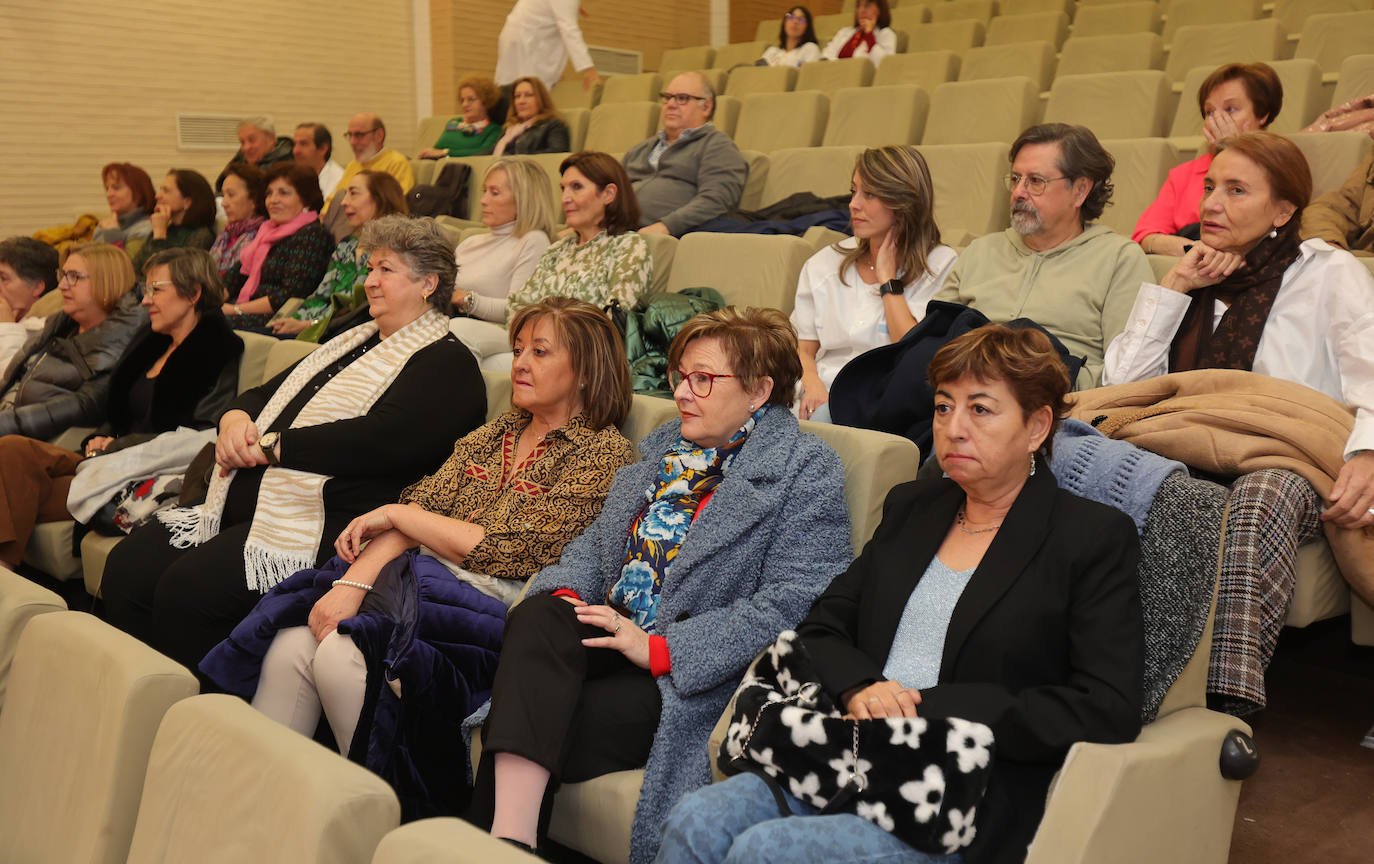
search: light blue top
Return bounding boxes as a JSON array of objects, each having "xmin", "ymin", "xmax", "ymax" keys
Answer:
[{"xmin": 881, "ymin": 556, "xmax": 975, "ymax": 691}]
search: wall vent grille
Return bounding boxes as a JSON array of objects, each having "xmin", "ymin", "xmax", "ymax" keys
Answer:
[
  {"xmin": 588, "ymin": 45, "xmax": 642, "ymax": 76},
  {"xmin": 176, "ymin": 113, "xmax": 263, "ymax": 150}
]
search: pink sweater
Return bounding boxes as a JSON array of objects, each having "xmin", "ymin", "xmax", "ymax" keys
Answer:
[{"xmin": 1132, "ymin": 153, "xmax": 1212, "ymax": 243}]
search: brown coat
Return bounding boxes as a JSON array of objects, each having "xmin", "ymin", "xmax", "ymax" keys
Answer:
[{"xmin": 1300, "ymin": 152, "xmax": 1374, "ymax": 258}]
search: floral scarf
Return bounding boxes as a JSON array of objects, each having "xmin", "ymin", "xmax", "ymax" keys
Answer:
[
  {"xmin": 292, "ymin": 237, "xmax": 369, "ymax": 332},
  {"xmin": 210, "ymin": 216, "xmax": 267, "ymax": 276},
  {"xmin": 607, "ymin": 410, "xmax": 763, "ymax": 631}
]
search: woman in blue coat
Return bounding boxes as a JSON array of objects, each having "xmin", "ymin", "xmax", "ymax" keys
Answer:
[{"xmin": 468, "ymin": 306, "xmax": 853, "ymax": 863}]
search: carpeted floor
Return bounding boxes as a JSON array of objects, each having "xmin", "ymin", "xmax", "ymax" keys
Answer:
[{"xmin": 1228, "ymin": 617, "xmax": 1374, "ymax": 864}]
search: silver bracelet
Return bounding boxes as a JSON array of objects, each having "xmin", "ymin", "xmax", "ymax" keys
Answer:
[{"xmin": 332, "ymin": 578, "xmax": 373, "ymax": 592}]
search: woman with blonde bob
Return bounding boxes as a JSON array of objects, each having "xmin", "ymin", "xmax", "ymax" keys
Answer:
[
  {"xmin": 793, "ymin": 145, "xmax": 957, "ymax": 422},
  {"xmin": 494, "ymin": 76, "xmax": 572, "ymax": 156}
]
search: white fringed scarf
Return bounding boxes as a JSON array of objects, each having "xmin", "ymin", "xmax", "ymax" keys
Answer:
[{"xmin": 157, "ymin": 309, "xmax": 451, "ymax": 593}]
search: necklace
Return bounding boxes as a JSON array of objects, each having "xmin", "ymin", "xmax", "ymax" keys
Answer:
[{"xmin": 956, "ymin": 505, "xmax": 1001, "ymax": 535}]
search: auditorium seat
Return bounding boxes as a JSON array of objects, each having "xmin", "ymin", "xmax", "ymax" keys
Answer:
[
  {"xmin": 0, "ymin": 612, "xmax": 198, "ymax": 864},
  {"xmin": 0, "ymin": 566, "xmax": 64, "ymax": 710},
  {"xmin": 712, "ymin": 40, "xmax": 770, "ymax": 69},
  {"xmin": 1004, "ymin": 0, "xmax": 1074, "ymax": 15},
  {"xmin": 724, "ymin": 65, "xmax": 797, "ymax": 97},
  {"xmin": 598, "ymin": 72, "xmax": 662, "ymax": 105},
  {"xmin": 124, "ymin": 694, "xmax": 399, "ymax": 864},
  {"xmin": 796, "ymin": 56, "xmax": 875, "ymax": 92},
  {"xmin": 665, "ymin": 233, "xmax": 814, "ymax": 314},
  {"xmin": 1165, "ymin": 20, "xmax": 1286, "ymax": 82},
  {"xmin": 711, "ymin": 94, "xmax": 742, "ymax": 138},
  {"xmin": 823, "ymin": 85, "xmax": 930, "ymax": 146},
  {"xmin": 414, "ymin": 116, "xmax": 449, "ymax": 158},
  {"xmin": 583, "ymin": 102, "xmax": 658, "ymax": 152},
  {"xmin": 919, "ymin": 141, "xmax": 1015, "ymax": 243},
  {"xmin": 693, "ymin": 68, "xmax": 728, "ymax": 95},
  {"xmin": 1295, "ymin": 10, "xmax": 1374, "ymax": 80},
  {"xmin": 960, "ymin": 40, "xmax": 1058, "ymax": 90},
  {"xmin": 1044, "ymin": 71, "xmax": 1174, "ymax": 139},
  {"xmin": 1330, "ymin": 53, "xmax": 1374, "ymax": 107},
  {"xmin": 551, "ymin": 77, "xmax": 602, "ymax": 111},
  {"xmin": 738, "ymin": 149, "xmax": 771, "ymax": 210},
  {"xmin": 1070, "ymin": 2, "xmax": 1162, "ymax": 37},
  {"xmin": 1056, "ymin": 33, "xmax": 1165, "ymax": 77},
  {"xmin": 1286, "ymin": 130, "xmax": 1374, "ymax": 197},
  {"xmin": 812, "ymin": 11, "xmax": 852, "ymax": 41},
  {"xmin": 755, "ymin": 18, "xmax": 777, "ymax": 43},
  {"xmin": 1162, "ymin": 0, "xmax": 1264, "ymax": 45},
  {"xmin": 923, "ymin": 76, "xmax": 1041, "ymax": 145},
  {"xmin": 930, "ymin": 0, "xmax": 1000, "ymax": 24},
  {"xmin": 734, "ymin": 91, "xmax": 830, "ymax": 152},
  {"xmin": 642, "ymin": 234, "xmax": 678, "ymax": 296},
  {"xmin": 906, "ymin": 18, "xmax": 987, "ymax": 53},
  {"xmin": 986, "ymin": 11, "xmax": 1070, "ymax": 48},
  {"xmin": 872, "ymin": 49, "xmax": 961, "ymax": 89},
  {"xmin": 889, "ymin": 4, "xmax": 934, "ymax": 39},
  {"xmin": 1274, "ymin": 0, "xmax": 1373, "ymax": 38},
  {"xmin": 562, "ymin": 107, "xmax": 590, "ymax": 151},
  {"xmin": 660, "ymin": 45, "xmax": 714, "ymax": 75},
  {"xmin": 1096, "ymin": 137, "xmax": 1180, "ymax": 236},
  {"xmin": 759, "ymin": 145, "xmax": 867, "ymax": 207},
  {"xmin": 371, "ymin": 819, "xmax": 538, "ymax": 863}
]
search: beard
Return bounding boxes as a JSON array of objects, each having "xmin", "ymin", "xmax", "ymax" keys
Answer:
[{"xmin": 1010, "ymin": 200, "xmax": 1043, "ymax": 236}]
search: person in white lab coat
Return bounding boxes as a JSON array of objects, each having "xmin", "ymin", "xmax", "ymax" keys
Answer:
[{"xmin": 495, "ymin": 0, "xmax": 601, "ymax": 92}]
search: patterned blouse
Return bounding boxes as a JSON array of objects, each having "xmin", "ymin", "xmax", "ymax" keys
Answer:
[
  {"xmin": 399, "ymin": 410, "xmax": 636, "ymax": 583},
  {"xmin": 225, "ymin": 221, "xmax": 336, "ymax": 332},
  {"xmin": 505, "ymin": 230, "xmax": 652, "ymax": 321},
  {"xmin": 290, "ymin": 236, "xmax": 369, "ymax": 343},
  {"xmin": 209, "ymin": 217, "xmax": 267, "ymax": 278}
]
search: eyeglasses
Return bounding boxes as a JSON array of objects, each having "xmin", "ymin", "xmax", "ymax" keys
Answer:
[
  {"xmin": 669, "ymin": 368, "xmax": 736, "ymax": 398},
  {"xmin": 56, "ymin": 269, "xmax": 89, "ymax": 284},
  {"xmin": 1004, "ymin": 173, "xmax": 1071, "ymax": 196},
  {"xmin": 659, "ymin": 92, "xmax": 709, "ymax": 107},
  {"xmin": 145, "ymin": 280, "xmax": 176, "ymax": 292},
  {"xmin": 344, "ymin": 128, "xmax": 380, "ymax": 139},
  {"xmin": 784, "ymin": 12, "xmax": 807, "ymax": 21}
]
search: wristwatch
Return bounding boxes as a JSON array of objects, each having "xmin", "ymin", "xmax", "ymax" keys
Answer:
[
  {"xmin": 259, "ymin": 431, "xmax": 281, "ymax": 466},
  {"xmin": 878, "ymin": 279, "xmax": 904, "ymax": 296}
]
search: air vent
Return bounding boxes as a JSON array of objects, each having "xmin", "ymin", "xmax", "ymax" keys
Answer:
[
  {"xmin": 588, "ymin": 46, "xmax": 642, "ymax": 76},
  {"xmin": 177, "ymin": 113, "xmax": 265, "ymax": 151}
]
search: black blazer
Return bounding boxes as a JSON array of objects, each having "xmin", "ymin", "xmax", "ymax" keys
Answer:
[
  {"xmin": 798, "ymin": 462, "xmax": 1144, "ymax": 864},
  {"xmin": 507, "ymin": 117, "xmax": 571, "ymax": 155}
]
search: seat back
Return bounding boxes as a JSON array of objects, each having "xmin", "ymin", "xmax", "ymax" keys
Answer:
[
  {"xmin": 710, "ymin": 94, "xmax": 743, "ymax": 138},
  {"xmin": 1165, "ymin": 19, "xmax": 1286, "ymax": 81},
  {"xmin": 801, "ymin": 422, "xmax": 922, "ymax": 555},
  {"xmin": 562, "ymin": 107, "xmax": 590, "ymax": 151},
  {"xmin": 551, "ymin": 77, "xmax": 602, "ymax": 110},
  {"xmin": 890, "ymin": 5, "xmax": 934, "ymax": 40},
  {"xmin": 923, "ymin": 76, "xmax": 1040, "ymax": 145},
  {"xmin": 813, "ymin": 11, "xmax": 853, "ymax": 40},
  {"xmin": 415, "ymin": 116, "xmax": 450, "ymax": 153},
  {"xmin": 1163, "ymin": 0, "xmax": 1263, "ymax": 43},
  {"xmin": 823, "ymin": 85, "xmax": 930, "ymax": 146},
  {"xmin": 1274, "ymin": 0, "xmax": 1374, "ymax": 37},
  {"xmin": 641, "ymin": 232, "xmax": 679, "ymax": 295},
  {"xmin": 125, "ymin": 694, "xmax": 399, "ymax": 864},
  {"xmin": 600, "ymin": 72, "xmax": 662, "ymax": 104},
  {"xmin": 959, "ymin": 40, "xmax": 1058, "ymax": 90},
  {"xmin": 482, "ymin": 369, "xmax": 513, "ymax": 421},
  {"xmin": 234, "ymin": 330, "xmax": 280, "ymax": 393},
  {"xmin": 713, "ymin": 40, "xmax": 771, "ymax": 69},
  {"xmin": 919, "ymin": 141, "xmax": 1013, "ymax": 242},
  {"xmin": 986, "ymin": 11, "xmax": 1070, "ymax": 47},
  {"xmin": 664, "ymin": 233, "xmax": 814, "ymax": 314},
  {"xmin": 1005, "ymin": 0, "xmax": 1074, "ymax": 14},
  {"xmin": 263, "ymin": 337, "xmax": 320, "ymax": 383},
  {"xmin": 1070, "ymin": 2, "xmax": 1162, "ymax": 37},
  {"xmin": 907, "ymin": 18, "xmax": 987, "ymax": 53},
  {"xmin": 1097, "ymin": 137, "xmax": 1181, "ymax": 237},
  {"xmin": 1295, "ymin": 10, "xmax": 1374, "ymax": 74},
  {"xmin": 724, "ymin": 64, "xmax": 797, "ymax": 97},
  {"xmin": 1056, "ymin": 33, "xmax": 1165, "ymax": 77},
  {"xmin": 0, "ymin": 566, "xmax": 65, "ymax": 710},
  {"xmin": 738, "ymin": 149, "xmax": 772, "ymax": 210},
  {"xmin": 1045, "ymin": 71, "xmax": 1173, "ymax": 139},
  {"xmin": 795, "ymin": 57, "xmax": 875, "ymax": 92},
  {"xmin": 660, "ymin": 45, "xmax": 714, "ymax": 75},
  {"xmin": 872, "ymin": 49, "xmax": 962, "ymax": 89},
  {"xmin": 1170, "ymin": 59, "xmax": 1325, "ymax": 141},
  {"xmin": 1332, "ymin": 53, "xmax": 1374, "ymax": 107},
  {"xmin": 755, "ymin": 17, "xmax": 778, "ymax": 43},
  {"xmin": 371, "ymin": 818, "xmax": 540, "ymax": 863},
  {"xmin": 0, "ymin": 612, "xmax": 198, "ymax": 864},
  {"xmin": 930, "ymin": 0, "xmax": 1000, "ymax": 24},
  {"xmin": 1286, "ymin": 130, "xmax": 1374, "ymax": 197},
  {"xmin": 734, "ymin": 91, "xmax": 830, "ymax": 152},
  {"xmin": 761, "ymin": 145, "xmax": 868, "ymax": 206},
  {"xmin": 584, "ymin": 102, "xmax": 658, "ymax": 153}
]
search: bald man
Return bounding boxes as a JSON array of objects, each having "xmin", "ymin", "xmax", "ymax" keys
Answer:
[{"xmin": 327, "ymin": 113, "xmax": 415, "ymax": 206}]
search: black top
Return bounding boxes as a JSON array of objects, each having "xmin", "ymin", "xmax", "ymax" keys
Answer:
[{"xmin": 124, "ymin": 376, "xmax": 155, "ymax": 431}]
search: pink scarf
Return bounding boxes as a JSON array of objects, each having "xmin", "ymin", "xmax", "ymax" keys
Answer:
[{"xmin": 235, "ymin": 210, "xmax": 318, "ymax": 304}]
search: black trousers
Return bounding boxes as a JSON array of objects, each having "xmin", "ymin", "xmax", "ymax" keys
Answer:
[
  {"xmin": 100, "ymin": 517, "xmax": 348, "ymax": 681},
  {"xmin": 467, "ymin": 593, "xmax": 662, "ymax": 837}
]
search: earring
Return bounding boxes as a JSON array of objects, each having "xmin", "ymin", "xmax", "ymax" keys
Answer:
[
  {"xmin": 748, "ymin": 404, "xmax": 756, "ymax": 411},
  {"xmin": 1268, "ymin": 227, "xmax": 1278, "ymax": 238},
  {"xmin": 1028, "ymin": 452, "xmax": 1037, "ymax": 476}
]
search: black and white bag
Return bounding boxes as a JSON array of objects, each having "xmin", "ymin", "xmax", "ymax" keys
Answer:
[{"xmin": 718, "ymin": 630, "xmax": 996, "ymax": 855}]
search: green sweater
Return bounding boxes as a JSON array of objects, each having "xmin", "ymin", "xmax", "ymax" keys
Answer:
[{"xmin": 434, "ymin": 119, "xmax": 501, "ymax": 157}]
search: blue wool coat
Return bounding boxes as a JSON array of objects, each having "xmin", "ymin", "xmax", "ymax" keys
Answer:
[{"xmin": 522, "ymin": 405, "xmax": 853, "ymax": 864}]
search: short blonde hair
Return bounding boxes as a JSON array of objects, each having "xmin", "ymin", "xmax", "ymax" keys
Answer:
[
  {"xmin": 667, "ymin": 306, "xmax": 802, "ymax": 409},
  {"xmin": 486, "ymin": 159, "xmax": 558, "ymax": 239},
  {"xmin": 62, "ymin": 243, "xmax": 134, "ymax": 311}
]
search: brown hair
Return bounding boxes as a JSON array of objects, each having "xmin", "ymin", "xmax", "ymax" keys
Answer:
[
  {"xmin": 1197, "ymin": 62, "xmax": 1283, "ymax": 129},
  {"xmin": 927, "ymin": 325, "xmax": 1070, "ymax": 461},
  {"xmin": 853, "ymin": 0, "xmax": 892, "ymax": 30},
  {"xmin": 508, "ymin": 296, "xmax": 633, "ymax": 430},
  {"xmin": 143, "ymin": 247, "xmax": 226, "ymax": 312},
  {"xmin": 220, "ymin": 162, "xmax": 267, "ymax": 217},
  {"xmin": 100, "ymin": 163, "xmax": 156, "ymax": 214},
  {"xmin": 559, "ymin": 152, "xmax": 641, "ymax": 236},
  {"xmin": 458, "ymin": 75, "xmax": 503, "ymax": 114},
  {"xmin": 166, "ymin": 169, "xmax": 218, "ymax": 230},
  {"xmin": 505, "ymin": 76, "xmax": 562, "ymax": 129},
  {"xmin": 1010, "ymin": 123, "xmax": 1116, "ymax": 224},
  {"xmin": 839, "ymin": 146, "xmax": 942, "ymax": 288},
  {"xmin": 355, "ymin": 170, "xmax": 409, "ymax": 219},
  {"xmin": 262, "ymin": 162, "xmax": 326, "ymax": 213},
  {"xmin": 668, "ymin": 306, "xmax": 802, "ymax": 409},
  {"xmin": 61, "ymin": 242, "xmax": 135, "ymax": 312},
  {"xmin": 1215, "ymin": 131, "xmax": 1312, "ymax": 212}
]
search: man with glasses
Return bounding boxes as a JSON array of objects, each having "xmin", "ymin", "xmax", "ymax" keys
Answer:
[
  {"xmin": 933, "ymin": 123, "xmax": 1153, "ymax": 388},
  {"xmin": 321, "ymin": 113, "xmax": 415, "ymax": 235},
  {"xmin": 623, "ymin": 72, "xmax": 747, "ymax": 237}
]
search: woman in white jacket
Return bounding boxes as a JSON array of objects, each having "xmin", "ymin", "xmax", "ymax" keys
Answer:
[
  {"xmin": 495, "ymin": 0, "xmax": 601, "ymax": 91},
  {"xmin": 820, "ymin": 0, "xmax": 897, "ymax": 67}
]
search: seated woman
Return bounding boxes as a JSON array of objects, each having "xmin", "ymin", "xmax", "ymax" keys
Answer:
[
  {"xmin": 0, "ymin": 248, "xmax": 242, "ymax": 566},
  {"xmin": 1133, "ymin": 63, "xmax": 1282, "ymax": 256},
  {"xmin": 201, "ymin": 297, "xmax": 636, "ymax": 817},
  {"xmin": 92, "ymin": 162, "xmax": 156, "ymax": 261},
  {"xmin": 660, "ymin": 325, "xmax": 1144, "ymax": 864},
  {"xmin": 132, "ymin": 169, "xmax": 218, "ymax": 274},
  {"xmin": 268, "ymin": 170, "xmax": 408, "ymax": 342},
  {"xmin": 820, "ymin": 0, "xmax": 896, "ymax": 66},
  {"xmin": 493, "ymin": 76, "xmax": 571, "ymax": 156},
  {"xmin": 794, "ymin": 146, "xmax": 957, "ymax": 423},
  {"xmin": 505, "ymin": 151, "xmax": 651, "ymax": 317},
  {"xmin": 450, "ymin": 159, "xmax": 556, "ymax": 363},
  {"xmin": 100, "ymin": 215, "xmax": 487, "ymax": 674},
  {"xmin": 209, "ymin": 162, "xmax": 268, "ymax": 279},
  {"xmin": 223, "ymin": 163, "xmax": 335, "ymax": 333},
  {"xmin": 0, "ymin": 243, "xmax": 145, "ymax": 441},
  {"xmin": 762, "ymin": 7, "xmax": 820, "ymax": 67},
  {"xmin": 467, "ymin": 307, "xmax": 853, "ymax": 861},
  {"xmin": 418, "ymin": 76, "xmax": 503, "ymax": 159}
]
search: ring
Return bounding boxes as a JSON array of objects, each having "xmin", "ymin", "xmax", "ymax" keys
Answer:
[
  {"xmin": 868, "ymin": 697, "xmax": 880, "ymax": 703},
  {"xmin": 614, "ymin": 619, "xmax": 622, "ymax": 634}
]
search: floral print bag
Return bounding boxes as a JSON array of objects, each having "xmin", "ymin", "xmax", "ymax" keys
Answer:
[{"xmin": 718, "ymin": 630, "xmax": 995, "ymax": 855}]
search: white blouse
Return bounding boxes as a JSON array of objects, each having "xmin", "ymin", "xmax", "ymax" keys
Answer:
[
  {"xmin": 792, "ymin": 238, "xmax": 958, "ymax": 388},
  {"xmin": 453, "ymin": 222, "xmax": 550, "ymax": 323},
  {"xmin": 820, "ymin": 26, "xmax": 897, "ymax": 65},
  {"xmin": 1102, "ymin": 238, "xmax": 1374, "ymax": 456},
  {"xmin": 761, "ymin": 42, "xmax": 821, "ymax": 68}
]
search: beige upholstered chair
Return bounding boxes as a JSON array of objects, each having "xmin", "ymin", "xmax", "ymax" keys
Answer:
[
  {"xmin": 584, "ymin": 102, "xmax": 659, "ymax": 153},
  {"xmin": 1096, "ymin": 137, "xmax": 1182, "ymax": 237},
  {"xmin": 759, "ymin": 145, "xmax": 868, "ymax": 207},
  {"xmin": 872, "ymin": 49, "xmax": 961, "ymax": 90},
  {"xmin": 1165, "ymin": 20, "xmax": 1286, "ymax": 82},
  {"xmin": 737, "ymin": 149, "xmax": 771, "ymax": 210},
  {"xmin": 660, "ymin": 45, "xmax": 714, "ymax": 75},
  {"xmin": 641, "ymin": 233, "xmax": 679, "ymax": 295},
  {"xmin": 562, "ymin": 107, "xmax": 590, "ymax": 151},
  {"xmin": 712, "ymin": 40, "xmax": 770, "ymax": 70},
  {"xmin": 930, "ymin": 0, "xmax": 1000, "ymax": 24},
  {"xmin": 1163, "ymin": 0, "xmax": 1264, "ymax": 44},
  {"xmin": 959, "ymin": 40, "xmax": 1058, "ymax": 90},
  {"xmin": 906, "ymin": 18, "xmax": 987, "ymax": 53},
  {"xmin": 0, "ymin": 612, "xmax": 198, "ymax": 864},
  {"xmin": 733, "ymin": 90, "xmax": 830, "ymax": 152},
  {"xmin": 812, "ymin": 11, "xmax": 852, "ymax": 41},
  {"xmin": 550, "ymin": 77, "xmax": 602, "ymax": 111},
  {"xmin": 1331, "ymin": 52, "xmax": 1374, "ymax": 107},
  {"xmin": 664, "ymin": 232, "xmax": 815, "ymax": 314},
  {"xmin": 371, "ymin": 818, "xmax": 539, "ymax": 863},
  {"xmin": 723, "ymin": 65, "xmax": 798, "ymax": 97},
  {"xmin": 414, "ymin": 116, "xmax": 449, "ymax": 158},
  {"xmin": 124, "ymin": 694, "xmax": 399, "ymax": 864},
  {"xmin": 1045, "ymin": 71, "xmax": 1174, "ymax": 139},
  {"xmin": 823, "ymin": 85, "xmax": 930, "ymax": 147},
  {"xmin": 1296, "ymin": 10, "xmax": 1374, "ymax": 81},
  {"xmin": 923, "ymin": 76, "xmax": 1041, "ymax": 145},
  {"xmin": 1003, "ymin": 0, "xmax": 1073, "ymax": 14},
  {"xmin": 795, "ymin": 56, "xmax": 875, "ymax": 93},
  {"xmin": 890, "ymin": 4, "xmax": 933, "ymax": 40},
  {"xmin": 0, "ymin": 566, "xmax": 65, "ymax": 709},
  {"xmin": 710, "ymin": 94, "xmax": 742, "ymax": 138},
  {"xmin": 1274, "ymin": 0, "xmax": 1373, "ymax": 37},
  {"xmin": 918, "ymin": 141, "xmax": 1014, "ymax": 243},
  {"xmin": 599, "ymin": 72, "xmax": 663, "ymax": 105},
  {"xmin": 1070, "ymin": 2, "xmax": 1163, "ymax": 37},
  {"xmin": 1286, "ymin": 130, "xmax": 1374, "ymax": 197},
  {"xmin": 986, "ymin": 11, "xmax": 1070, "ymax": 48},
  {"xmin": 1056, "ymin": 33, "xmax": 1166, "ymax": 77}
]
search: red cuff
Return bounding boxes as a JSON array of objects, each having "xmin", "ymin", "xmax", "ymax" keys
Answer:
[
  {"xmin": 649, "ymin": 635, "xmax": 671, "ymax": 677},
  {"xmin": 551, "ymin": 589, "xmax": 582, "ymax": 601}
]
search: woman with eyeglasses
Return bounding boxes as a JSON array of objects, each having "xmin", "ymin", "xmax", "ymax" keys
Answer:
[
  {"xmin": 762, "ymin": 7, "xmax": 821, "ymax": 68},
  {"xmin": 793, "ymin": 146, "xmax": 957, "ymax": 423},
  {"xmin": 820, "ymin": 0, "xmax": 896, "ymax": 66},
  {"xmin": 0, "ymin": 247, "xmax": 243, "ymax": 567},
  {"xmin": 466, "ymin": 306, "xmax": 852, "ymax": 862},
  {"xmin": 418, "ymin": 76, "xmax": 504, "ymax": 160}
]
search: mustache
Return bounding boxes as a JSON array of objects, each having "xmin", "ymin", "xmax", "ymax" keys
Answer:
[{"xmin": 1011, "ymin": 200, "xmax": 1039, "ymax": 216}]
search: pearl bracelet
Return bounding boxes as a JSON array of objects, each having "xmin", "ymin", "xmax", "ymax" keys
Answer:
[{"xmin": 332, "ymin": 578, "xmax": 373, "ymax": 592}]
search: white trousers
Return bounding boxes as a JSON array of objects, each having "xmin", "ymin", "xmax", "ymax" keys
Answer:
[{"xmin": 252, "ymin": 626, "xmax": 367, "ymax": 757}]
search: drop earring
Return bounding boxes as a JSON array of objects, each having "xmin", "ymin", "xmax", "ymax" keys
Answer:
[
  {"xmin": 1028, "ymin": 452, "xmax": 1037, "ymax": 476},
  {"xmin": 1268, "ymin": 227, "xmax": 1278, "ymax": 238}
]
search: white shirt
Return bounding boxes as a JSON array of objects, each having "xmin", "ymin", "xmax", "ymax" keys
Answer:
[
  {"xmin": 820, "ymin": 26, "xmax": 897, "ymax": 66},
  {"xmin": 762, "ymin": 42, "xmax": 821, "ymax": 68},
  {"xmin": 454, "ymin": 222, "xmax": 551, "ymax": 322},
  {"xmin": 792, "ymin": 238, "xmax": 958, "ymax": 387},
  {"xmin": 0, "ymin": 317, "xmax": 46, "ymax": 378},
  {"xmin": 1102, "ymin": 238, "xmax": 1374, "ymax": 455},
  {"xmin": 317, "ymin": 160, "xmax": 345, "ymax": 200},
  {"xmin": 494, "ymin": 0, "xmax": 594, "ymax": 88}
]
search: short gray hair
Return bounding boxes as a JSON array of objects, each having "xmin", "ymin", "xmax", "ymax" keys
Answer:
[
  {"xmin": 238, "ymin": 116, "xmax": 275, "ymax": 136},
  {"xmin": 357, "ymin": 215, "xmax": 457, "ymax": 311}
]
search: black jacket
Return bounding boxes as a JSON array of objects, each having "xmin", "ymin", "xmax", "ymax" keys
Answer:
[
  {"xmin": 798, "ymin": 465, "xmax": 1144, "ymax": 864},
  {"xmin": 506, "ymin": 117, "xmax": 571, "ymax": 155}
]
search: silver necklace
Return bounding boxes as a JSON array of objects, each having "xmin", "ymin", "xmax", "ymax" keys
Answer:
[{"xmin": 956, "ymin": 505, "xmax": 1001, "ymax": 535}]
